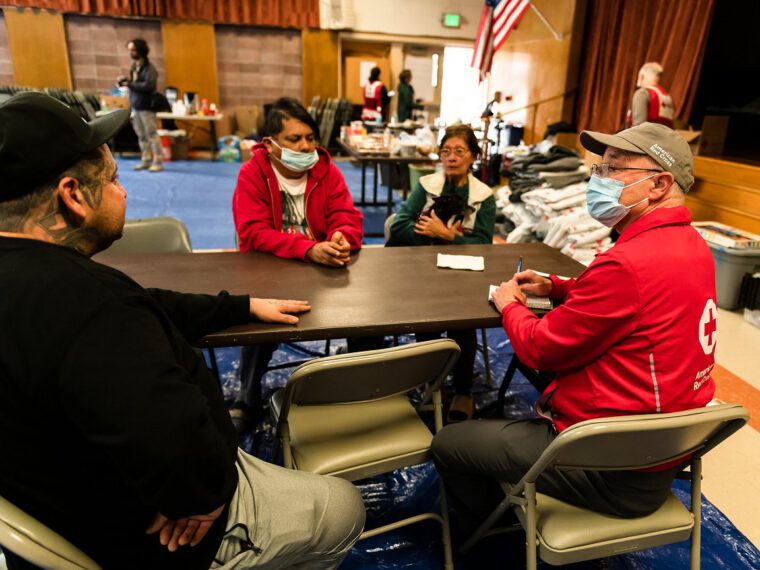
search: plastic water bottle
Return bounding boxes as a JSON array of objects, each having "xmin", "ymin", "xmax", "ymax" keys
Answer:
[{"xmin": 383, "ymin": 127, "xmax": 391, "ymax": 149}]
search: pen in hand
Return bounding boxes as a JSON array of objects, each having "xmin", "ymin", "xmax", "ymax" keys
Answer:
[{"xmin": 517, "ymin": 256, "xmax": 523, "ymax": 274}]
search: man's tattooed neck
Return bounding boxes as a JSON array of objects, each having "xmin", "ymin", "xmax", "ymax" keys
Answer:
[{"xmin": 35, "ymin": 199, "xmax": 96, "ymax": 255}]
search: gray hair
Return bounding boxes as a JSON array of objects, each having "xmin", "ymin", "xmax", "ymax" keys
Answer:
[{"xmin": 639, "ymin": 62, "xmax": 663, "ymax": 80}]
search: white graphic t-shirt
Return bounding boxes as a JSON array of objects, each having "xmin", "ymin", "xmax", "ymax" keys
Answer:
[{"xmin": 272, "ymin": 167, "xmax": 309, "ymax": 237}]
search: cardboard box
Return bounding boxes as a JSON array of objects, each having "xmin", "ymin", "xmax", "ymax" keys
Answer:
[
  {"xmin": 235, "ymin": 105, "xmax": 264, "ymax": 137},
  {"xmin": 215, "ymin": 112, "xmax": 234, "ymax": 138},
  {"xmin": 675, "ymin": 129, "xmax": 701, "ymax": 155},
  {"xmin": 101, "ymin": 95, "xmax": 130, "ymax": 111},
  {"xmin": 699, "ymin": 115, "xmax": 729, "ymax": 156},
  {"xmin": 170, "ymin": 136, "xmax": 189, "ymax": 160},
  {"xmin": 675, "ymin": 115, "xmax": 730, "ymax": 157}
]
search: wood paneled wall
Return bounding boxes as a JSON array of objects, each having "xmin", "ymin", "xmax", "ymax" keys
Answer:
[
  {"xmin": 161, "ymin": 21, "xmax": 219, "ymax": 104},
  {"xmin": 686, "ymin": 157, "xmax": 760, "ymax": 234},
  {"xmin": 161, "ymin": 21, "xmax": 219, "ymax": 148},
  {"xmin": 302, "ymin": 29, "xmax": 339, "ymax": 103},
  {"xmin": 491, "ymin": 0, "xmax": 585, "ymax": 144},
  {"xmin": 3, "ymin": 8, "xmax": 72, "ymax": 89}
]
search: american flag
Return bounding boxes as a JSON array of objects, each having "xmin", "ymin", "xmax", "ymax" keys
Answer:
[{"xmin": 472, "ymin": 0, "xmax": 531, "ymax": 81}]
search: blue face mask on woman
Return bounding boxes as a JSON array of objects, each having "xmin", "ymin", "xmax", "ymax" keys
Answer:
[
  {"xmin": 586, "ymin": 173, "xmax": 657, "ymax": 227},
  {"xmin": 269, "ymin": 139, "xmax": 319, "ymax": 173}
]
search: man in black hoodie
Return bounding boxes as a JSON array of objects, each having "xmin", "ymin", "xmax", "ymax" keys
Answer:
[{"xmin": 0, "ymin": 92, "xmax": 365, "ymax": 570}]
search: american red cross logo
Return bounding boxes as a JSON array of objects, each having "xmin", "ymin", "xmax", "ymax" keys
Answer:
[
  {"xmin": 699, "ymin": 299, "xmax": 718, "ymax": 355},
  {"xmin": 703, "ymin": 307, "xmax": 717, "ymax": 346}
]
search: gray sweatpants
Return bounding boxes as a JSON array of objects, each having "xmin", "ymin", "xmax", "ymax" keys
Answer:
[
  {"xmin": 211, "ymin": 450, "xmax": 366, "ymax": 569},
  {"xmin": 131, "ymin": 109, "xmax": 162, "ymax": 165}
]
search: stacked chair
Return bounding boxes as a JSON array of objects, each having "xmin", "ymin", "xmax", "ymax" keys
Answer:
[
  {"xmin": 0, "ymin": 86, "xmax": 100, "ymax": 120},
  {"xmin": 308, "ymin": 96, "xmax": 353, "ymax": 150}
]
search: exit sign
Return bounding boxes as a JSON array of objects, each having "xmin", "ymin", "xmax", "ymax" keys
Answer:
[{"xmin": 442, "ymin": 13, "xmax": 461, "ymax": 28}]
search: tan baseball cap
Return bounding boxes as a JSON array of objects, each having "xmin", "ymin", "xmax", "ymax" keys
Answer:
[{"xmin": 580, "ymin": 122, "xmax": 694, "ymax": 191}]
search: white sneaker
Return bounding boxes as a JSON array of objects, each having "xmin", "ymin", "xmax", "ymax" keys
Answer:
[
  {"xmin": 148, "ymin": 164, "xmax": 164, "ymax": 173},
  {"xmin": 133, "ymin": 162, "xmax": 151, "ymax": 171}
]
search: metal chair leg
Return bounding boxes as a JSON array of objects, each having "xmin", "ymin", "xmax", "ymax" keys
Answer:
[
  {"xmin": 525, "ymin": 482, "xmax": 538, "ymax": 570},
  {"xmin": 690, "ymin": 457, "xmax": 703, "ymax": 570},
  {"xmin": 439, "ymin": 478, "xmax": 454, "ymax": 570},
  {"xmin": 480, "ymin": 328, "xmax": 493, "ymax": 388}
]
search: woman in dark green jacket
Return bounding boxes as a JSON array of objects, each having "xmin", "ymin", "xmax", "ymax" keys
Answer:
[
  {"xmin": 388, "ymin": 125, "xmax": 495, "ymax": 422},
  {"xmin": 397, "ymin": 69, "xmax": 424, "ymax": 123}
]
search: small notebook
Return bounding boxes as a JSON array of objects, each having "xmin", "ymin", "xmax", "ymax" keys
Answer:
[{"xmin": 488, "ymin": 285, "xmax": 553, "ymax": 310}]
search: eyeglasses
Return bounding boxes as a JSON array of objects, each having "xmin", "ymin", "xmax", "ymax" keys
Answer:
[
  {"xmin": 590, "ymin": 163, "xmax": 664, "ymax": 178},
  {"xmin": 440, "ymin": 147, "xmax": 470, "ymax": 157}
]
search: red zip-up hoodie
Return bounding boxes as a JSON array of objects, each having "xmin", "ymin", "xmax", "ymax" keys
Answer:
[
  {"xmin": 233, "ymin": 144, "xmax": 364, "ymax": 260},
  {"xmin": 503, "ymin": 206, "xmax": 717, "ymax": 433}
]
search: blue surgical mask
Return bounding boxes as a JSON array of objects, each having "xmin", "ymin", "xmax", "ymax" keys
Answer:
[
  {"xmin": 586, "ymin": 173, "xmax": 656, "ymax": 227},
  {"xmin": 269, "ymin": 139, "xmax": 319, "ymax": 173}
]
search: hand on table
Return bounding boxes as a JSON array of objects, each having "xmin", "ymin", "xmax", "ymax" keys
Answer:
[
  {"xmin": 492, "ymin": 280, "xmax": 526, "ymax": 313},
  {"xmin": 414, "ymin": 210, "xmax": 462, "ymax": 241},
  {"xmin": 513, "ymin": 270, "xmax": 553, "ymax": 297},
  {"xmin": 306, "ymin": 231, "xmax": 351, "ymax": 267},
  {"xmin": 146, "ymin": 504, "xmax": 225, "ymax": 551},
  {"xmin": 250, "ymin": 298, "xmax": 311, "ymax": 324}
]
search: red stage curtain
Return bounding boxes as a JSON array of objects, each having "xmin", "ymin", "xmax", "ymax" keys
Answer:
[{"xmin": 575, "ymin": 0, "xmax": 716, "ymax": 134}]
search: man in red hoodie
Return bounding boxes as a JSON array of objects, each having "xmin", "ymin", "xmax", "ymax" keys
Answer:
[
  {"xmin": 432, "ymin": 123, "xmax": 717, "ymax": 531},
  {"xmin": 231, "ymin": 97, "xmax": 364, "ymax": 431}
]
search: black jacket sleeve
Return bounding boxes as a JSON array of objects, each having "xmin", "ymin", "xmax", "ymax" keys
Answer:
[{"xmin": 146, "ymin": 289, "xmax": 250, "ymax": 344}]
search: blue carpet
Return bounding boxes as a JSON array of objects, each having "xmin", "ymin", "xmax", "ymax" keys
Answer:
[{"xmin": 116, "ymin": 156, "xmax": 759, "ymax": 570}]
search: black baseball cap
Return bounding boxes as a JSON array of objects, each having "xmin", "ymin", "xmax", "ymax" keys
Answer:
[{"xmin": 0, "ymin": 91, "xmax": 130, "ymax": 201}]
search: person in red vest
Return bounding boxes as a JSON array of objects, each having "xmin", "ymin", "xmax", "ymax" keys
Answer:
[
  {"xmin": 626, "ymin": 62, "xmax": 674, "ymax": 128},
  {"xmin": 360, "ymin": 66, "xmax": 390, "ymax": 122}
]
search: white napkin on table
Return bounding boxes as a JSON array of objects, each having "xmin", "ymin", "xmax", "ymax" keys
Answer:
[{"xmin": 436, "ymin": 253, "xmax": 485, "ymax": 271}]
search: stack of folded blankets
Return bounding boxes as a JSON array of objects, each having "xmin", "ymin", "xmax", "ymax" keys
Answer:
[{"xmin": 495, "ymin": 144, "xmax": 612, "ymax": 265}]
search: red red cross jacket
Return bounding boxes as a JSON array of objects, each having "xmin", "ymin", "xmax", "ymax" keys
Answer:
[
  {"xmin": 361, "ymin": 80, "xmax": 384, "ymax": 121},
  {"xmin": 233, "ymin": 144, "xmax": 364, "ymax": 260},
  {"xmin": 503, "ymin": 206, "xmax": 716, "ymax": 433}
]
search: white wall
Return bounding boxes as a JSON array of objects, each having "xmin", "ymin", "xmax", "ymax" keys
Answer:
[{"xmin": 348, "ymin": 0, "xmax": 483, "ymax": 39}]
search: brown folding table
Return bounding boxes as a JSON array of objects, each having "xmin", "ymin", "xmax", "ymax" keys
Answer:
[{"xmin": 97, "ymin": 243, "xmax": 585, "ymax": 347}]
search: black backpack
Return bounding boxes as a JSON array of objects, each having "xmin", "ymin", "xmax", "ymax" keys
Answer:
[{"xmin": 150, "ymin": 92, "xmax": 171, "ymax": 112}]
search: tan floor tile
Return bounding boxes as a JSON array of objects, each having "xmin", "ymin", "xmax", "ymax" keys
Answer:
[
  {"xmin": 716, "ymin": 309, "xmax": 760, "ymax": 391},
  {"xmin": 702, "ymin": 416, "xmax": 760, "ymax": 547}
]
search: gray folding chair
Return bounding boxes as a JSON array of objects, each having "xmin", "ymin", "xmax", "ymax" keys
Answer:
[
  {"xmin": 0, "ymin": 496, "xmax": 100, "ymax": 570},
  {"xmin": 104, "ymin": 217, "xmax": 223, "ymax": 378},
  {"xmin": 106, "ymin": 216, "xmax": 192, "ymax": 255},
  {"xmin": 460, "ymin": 403, "xmax": 749, "ymax": 569},
  {"xmin": 271, "ymin": 338, "xmax": 461, "ymax": 570}
]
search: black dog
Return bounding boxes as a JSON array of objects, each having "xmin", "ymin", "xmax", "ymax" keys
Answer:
[{"xmin": 421, "ymin": 193, "xmax": 468, "ymax": 227}]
